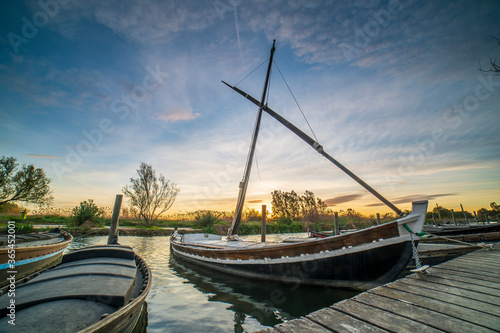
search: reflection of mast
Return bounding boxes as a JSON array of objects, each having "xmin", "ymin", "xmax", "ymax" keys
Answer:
[
  {"xmin": 222, "ymin": 82, "xmax": 404, "ymax": 217},
  {"xmin": 228, "ymin": 40, "xmax": 277, "ymax": 237}
]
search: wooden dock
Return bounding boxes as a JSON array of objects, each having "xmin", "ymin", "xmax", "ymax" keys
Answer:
[{"xmin": 256, "ymin": 247, "xmax": 500, "ymax": 332}]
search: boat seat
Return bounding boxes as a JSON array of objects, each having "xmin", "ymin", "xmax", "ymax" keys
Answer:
[
  {"xmin": 62, "ymin": 245, "xmax": 135, "ymax": 263},
  {"xmin": 0, "ymin": 246, "xmax": 138, "ymax": 316},
  {"xmin": 0, "ymin": 299, "xmax": 117, "ymax": 333}
]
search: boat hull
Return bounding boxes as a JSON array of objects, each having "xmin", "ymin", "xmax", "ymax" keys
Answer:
[
  {"xmin": 171, "ymin": 201, "xmax": 428, "ymax": 290},
  {"xmin": 0, "ymin": 245, "xmax": 151, "ymax": 333},
  {"xmin": 0, "ymin": 230, "xmax": 72, "ymax": 286},
  {"xmin": 172, "ymin": 239, "xmax": 413, "ymax": 290}
]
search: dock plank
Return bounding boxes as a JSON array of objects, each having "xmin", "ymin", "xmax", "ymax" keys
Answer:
[
  {"xmin": 274, "ymin": 318, "xmax": 332, "ymax": 333},
  {"xmin": 446, "ymin": 256, "xmax": 500, "ymax": 268},
  {"xmin": 332, "ymin": 299, "xmax": 441, "ymax": 333},
  {"xmin": 369, "ymin": 285, "xmax": 500, "ymax": 330},
  {"xmin": 307, "ymin": 307, "xmax": 388, "ymax": 333},
  {"xmin": 390, "ymin": 279, "xmax": 500, "ymax": 317},
  {"xmin": 427, "ymin": 267, "xmax": 500, "ymax": 290},
  {"xmin": 429, "ymin": 266, "xmax": 500, "ymax": 283},
  {"xmin": 438, "ymin": 262, "xmax": 500, "ymax": 278},
  {"xmin": 401, "ymin": 276, "xmax": 500, "ymax": 305},
  {"xmin": 354, "ymin": 292, "xmax": 496, "ymax": 333},
  {"xmin": 407, "ymin": 274, "xmax": 500, "ymax": 297}
]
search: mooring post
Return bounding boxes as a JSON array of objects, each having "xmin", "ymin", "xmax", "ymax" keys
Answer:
[
  {"xmin": 460, "ymin": 204, "xmax": 468, "ymax": 224},
  {"xmin": 261, "ymin": 205, "xmax": 266, "ymax": 243},
  {"xmin": 451, "ymin": 209, "xmax": 456, "ymax": 225},
  {"xmin": 376, "ymin": 213, "xmax": 381, "ymax": 225},
  {"xmin": 108, "ymin": 194, "xmax": 123, "ymax": 245},
  {"xmin": 473, "ymin": 211, "xmax": 479, "ymax": 224},
  {"xmin": 334, "ymin": 212, "xmax": 339, "ymax": 235}
]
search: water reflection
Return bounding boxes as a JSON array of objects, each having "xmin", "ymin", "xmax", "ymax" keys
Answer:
[
  {"xmin": 66, "ymin": 236, "xmax": 359, "ymax": 332},
  {"xmin": 169, "ymin": 254, "xmax": 359, "ymax": 331}
]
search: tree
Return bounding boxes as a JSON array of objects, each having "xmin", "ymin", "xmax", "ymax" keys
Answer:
[
  {"xmin": 122, "ymin": 162, "xmax": 180, "ymax": 226},
  {"xmin": 479, "ymin": 36, "xmax": 500, "ymax": 74},
  {"xmin": 271, "ymin": 189, "xmax": 327, "ymax": 221},
  {"xmin": 0, "ymin": 156, "xmax": 53, "ymax": 207}
]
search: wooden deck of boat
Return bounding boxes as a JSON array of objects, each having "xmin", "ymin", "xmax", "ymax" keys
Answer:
[{"xmin": 256, "ymin": 246, "xmax": 500, "ymax": 333}]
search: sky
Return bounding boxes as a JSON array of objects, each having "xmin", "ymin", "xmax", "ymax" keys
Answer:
[{"xmin": 1, "ymin": 0, "xmax": 499, "ymax": 216}]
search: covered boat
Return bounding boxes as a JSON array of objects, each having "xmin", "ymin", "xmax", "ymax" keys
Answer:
[{"xmin": 171, "ymin": 40, "xmax": 429, "ymax": 290}]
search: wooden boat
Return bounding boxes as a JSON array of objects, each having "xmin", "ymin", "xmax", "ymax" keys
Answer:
[
  {"xmin": 423, "ymin": 222, "xmax": 500, "ymax": 236},
  {"xmin": 0, "ymin": 245, "xmax": 151, "ymax": 332},
  {"xmin": 0, "ymin": 228, "xmax": 73, "ymax": 286},
  {"xmin": 0, "ymin": 196, "xmax": 151, "ymax": 332},
  {"xmin": 171, "ymin": 40, "xmax": 429, "ymax": 290}
]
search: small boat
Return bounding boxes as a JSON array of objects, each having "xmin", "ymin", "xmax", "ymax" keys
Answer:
[
  {"xmin": 0, "ymin": 195, "xmax": 152, "ymax": 332},
  {"xmin": 0, "ymin": 228, "xmax": 73, "ymax": 286},
  {"xmin": 171, "ymin": 40, "xmax": 429, "ymax": 290},
  {"xmin": 424, "ymin": 222, "xmax": 500, "ymax": 236},
  {"xmin": 0, "ymin": 245, "xmax": 151, "ymax": 332}
]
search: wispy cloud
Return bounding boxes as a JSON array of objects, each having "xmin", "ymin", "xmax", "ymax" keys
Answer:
[
  {"xmin": 366, "ymin": 193, "xmax": 459, "ymax": 207},
  {"xmin": 25, "ymin": 154, "xmax": 60, "ymax": 159},
  {"xmin": 324, "ymin": 194, "xmax": 364, "ymax": 206},
  {"xmin": 156, "ymin": 108, "xmax": 201, "ymax": 122}
]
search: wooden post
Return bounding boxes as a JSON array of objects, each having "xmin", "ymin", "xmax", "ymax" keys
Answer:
[
  {"xmin": 460, "ymin": 204, "xmax": 468, "ymax": 224},
  {"xmin": 474, "ymin": 211, "xmax": 481, "ymax": 225},
  {"xmin": 485, "ymin": 212, "xmax": 489, "ymax": 224},
  {"xmin": 108, "ymin": 194, "xmax": 123, "ymax": 245},
  {"xmin": 376, "ymin": 213, "xmax": 380, "ymax": 225},
  {"xmin": 334, "ymin": 212, "xmax": 339, "ymax": 236},
  {"xmin": 451, "ymin": 209, "xmax": 456, "ymax": 225},
  {"xmin": 261, "ymin": 205, "xmax": 266, "ymax": 243}
]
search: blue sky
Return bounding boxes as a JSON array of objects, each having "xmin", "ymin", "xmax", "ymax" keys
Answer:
[{"xmin": 1, "ymin": 0, "xmax": 499, "ymax": 215}]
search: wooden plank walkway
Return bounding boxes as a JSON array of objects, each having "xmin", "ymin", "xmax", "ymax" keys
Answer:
[{"xmin": 256, "ymin": 247, "xmax": 500, "ymax": 332}]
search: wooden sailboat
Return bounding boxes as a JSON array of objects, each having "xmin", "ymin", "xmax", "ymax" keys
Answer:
[{"xmin": 170, "ymin": 40, "xmax": 428, "ymax": 290}]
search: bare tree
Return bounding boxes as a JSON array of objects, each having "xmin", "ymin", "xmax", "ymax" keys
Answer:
[
  {"xmin": 0, "ymin": 156, "xmax": 53, "ymax": 207},
  {"xmin": 122, "ymin": 162, "xmax": 180, "ymax": 225},
  {"xmin": 479, "ymin": 36, "xmax": 500, "ymax": 74}
]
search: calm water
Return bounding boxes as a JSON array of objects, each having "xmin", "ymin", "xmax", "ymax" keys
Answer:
[{"xmin": 67, "ymin": 235, "xmax": 359, "ymax": 333}]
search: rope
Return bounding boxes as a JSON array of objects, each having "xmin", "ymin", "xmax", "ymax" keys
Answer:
[
  {"xmin": 274, "ymin": 61, "xmax": 319, "ymax": 143},
  {"xmin": 234, "ymin": 57, "xmax": 269, "ymax": 87},
  {"xmin": 423, "ymin": 232, "xmax": 490, "ymax": 248},
  {"xmin": 409, "ymin": 232, "xmax": 423, "ymax": 270}
]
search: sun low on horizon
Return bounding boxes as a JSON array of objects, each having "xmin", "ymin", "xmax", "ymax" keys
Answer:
[{"xmin": 1, "ymin": 0, "xmax": 499, "ymax": 217}]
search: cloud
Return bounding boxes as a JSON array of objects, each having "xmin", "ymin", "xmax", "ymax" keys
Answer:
[
  {"xmin": 247, "ymin": 199, "xmax": 264, "ymax": 204},
  {"xmin": 53, "ymin": 0, "xmax": 219, "ymax": 44},
  {"xmin": 156, "ymin": 108, "xmax": 201, "ymax": 122},
  {"xmin": 365, "ymin": 193, "xmax": 459, "ymax": 207},
  {"xmin": 25, "ymin": 154, "xmax": 60, "ymax": 159},
  {"xmin": 324, "ymin": 193, "xmax": 364, "ymax": 206}
]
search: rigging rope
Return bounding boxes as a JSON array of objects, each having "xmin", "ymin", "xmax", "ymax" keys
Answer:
[
  {"xmin": 274, "ymin": 61, "xmax": 319, "ymax": 143},
  {"xmin": 234, "ymin": 57, "xmax": 270, "ymax": 87}
]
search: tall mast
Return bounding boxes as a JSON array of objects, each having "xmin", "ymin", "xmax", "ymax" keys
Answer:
[
  {"xmin": 222, "ymin": 82, "xmax": 404, "ymax": 217},
  {"xmin": 228, "ymin": 40, "xmax": 276, "ymax": 237}
]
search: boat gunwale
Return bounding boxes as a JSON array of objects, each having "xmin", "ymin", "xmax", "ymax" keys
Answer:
[
  {"xmin": 77, "ymin": 250, "xmax": 152, "ymax": 333},
  {"xmin": 171, "ymin": 221, "xmax": 401, "ymax": 260}
]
